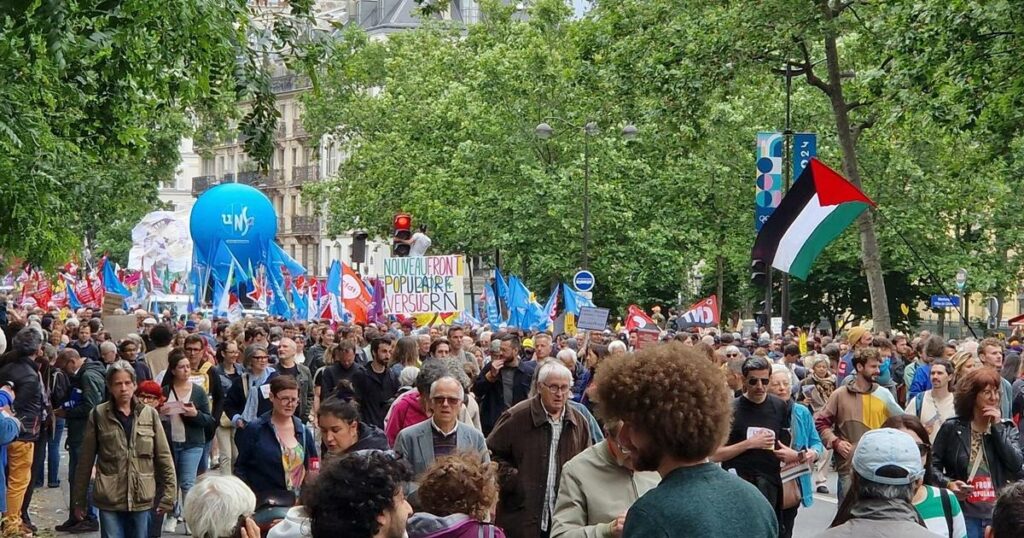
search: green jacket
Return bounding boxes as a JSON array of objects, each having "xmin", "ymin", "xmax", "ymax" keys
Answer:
[
  {"xmin": 66, "ymin": 360, "xmax": 108, "ymax": 447},
  {"xmin": 72, "ymin": 401, "xmax": 177, "ymax": 513}
]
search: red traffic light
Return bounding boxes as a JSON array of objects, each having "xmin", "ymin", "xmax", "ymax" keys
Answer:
[{"xmin": 393, "ymin": 213, "xmax": 412, "ymax": 231}]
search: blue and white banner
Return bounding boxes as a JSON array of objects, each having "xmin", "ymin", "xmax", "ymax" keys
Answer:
[
  {"xmin": 755, "ymin": 132, "xmax": 784, "ymax": 231},
  {"xmin": 793, "ymin": 133, "xmax": 817, "ymax": 182}
]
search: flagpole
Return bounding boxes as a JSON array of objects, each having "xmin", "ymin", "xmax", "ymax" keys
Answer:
[
  {"xmin": 780, "ymin": 63, "xmax": 793, "ymax": 329},
  {"xmin": 875, "ymin": 210, "xmax": 977, "ymax": 338}
]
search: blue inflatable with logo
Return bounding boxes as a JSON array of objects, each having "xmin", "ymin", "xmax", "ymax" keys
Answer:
[{"xmin": 190, "ymin": 183, "xmax": 278, "ymax": 282}]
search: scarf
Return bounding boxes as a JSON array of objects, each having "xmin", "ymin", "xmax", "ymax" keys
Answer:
[
  {"xmin": 241, "ymin": 367, "xmax": 275, "ymax": 424},
  {"xmin": 812, "ymin": 372, "xmax": 837, "ymax": 401}
]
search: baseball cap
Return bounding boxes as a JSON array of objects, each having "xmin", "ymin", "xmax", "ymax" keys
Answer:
[
  {"xmin": 852, "ymin": 428, "xmax": 925, "ymax": 485},
  {"xmin": 522, "ymin": 338, "xmax": 534, "ymax": 349}
]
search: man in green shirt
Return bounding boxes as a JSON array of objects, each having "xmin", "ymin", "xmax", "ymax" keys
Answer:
[{"xmin": 593, "ymin": 343, "xmax": 778, "ymax": 538}]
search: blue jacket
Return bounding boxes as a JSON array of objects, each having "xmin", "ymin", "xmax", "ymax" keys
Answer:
[
  {"xmin": 791, "ymin": 402, "xmax": 824, "ymax": 508},
  {"xmin": 0, "ymin": 412, "xmax": 21, "ymax": 513},
  {"xmin": 234, "ymin": 413, "xmax": 317, "ymax": 498},
  {"xmin": 909, "ymin": 364, "xmax": 932, "ymax": 398}
]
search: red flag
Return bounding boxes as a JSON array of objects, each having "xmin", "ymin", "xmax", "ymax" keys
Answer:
[
  {"xmin": 75, "ymin": 278, "xmax": 95, "ymax": 307},
  {"xmin": 341, "ymin": 262, "xmax": 371, "ymax": 324},
  {"xmin": 90, "ymin": 274, "xmax": 104, "ymax": 307},
  {"xmin": 625, "ymin": 304, "xmax": 658, "ymax": 332},
  {"xmin": 50, "ymin": 279, "xmax": 68, "ymax": 309},
  {"xmin": 674, "ymin": 295, "xmax": 720, "ymax": 329},
  {"xmin": 32, "ymin": 278, "xmax": 53, "ymax": 309},
  {"xmin": 149, "ymin": 266, "xmax": 164, "ymax": 292}
]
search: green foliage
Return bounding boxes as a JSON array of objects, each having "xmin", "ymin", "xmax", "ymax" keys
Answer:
[
  {"xmin": 302, "ymin": 0, "xmax": 1024, "ymax": 322},
  {"xmin": 0, "ymin": 0, "xmax": 323, "ymax": 267}
]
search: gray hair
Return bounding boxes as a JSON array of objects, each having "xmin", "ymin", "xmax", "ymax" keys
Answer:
[
  {"xmin": 197, "ymin": 319, "xmax": 212, "ymax": 333},
  {"xmin": 183, "ymin": 475, "xmax": 256, "ymax": 538},
  {"xmin": 105, "ymin": 360, "xmax": 137, "ymax": 386},
  {"xmin": 856, "ymin": 476, "xmax": 916, "ymax": 503},
  {"xmin": 429, "ymin": 376, "xmax": 465, "ymax": 401},
  {"xmin": 537, "ymin": 359, "xmax": 573, "ymax": 385},
  {"xmin": 398, "ymin": 366, "xmax": 420, "ymax": 387},
  {"xmin": 99, "ymin": 341, "xmax": 117, "ymax": 355},
  {"xmin": 608, "ymin": 340, "xmax": 628, "ymax": 354},
  {"xmin": 556, "ymin": 348, "xmax": 577, "ymax": 369},
  {"xmin": 438, "ymin": 357, "xmax": 472, "ymax": 390},
  {"xmin": 11, "ymin": 327, "xmax": 43, "ymax": 356}
]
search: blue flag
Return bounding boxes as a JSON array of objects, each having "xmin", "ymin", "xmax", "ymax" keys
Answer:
[
  {"xmin": 483, "ymin": 285, "xmax": 501, "ymax": 328},
  {"xmin": 103, "ymin": 261, "xmax": 130, "ymax": 297},
  {"xmin": 494, "ymin": 268, "xmax": 510, "ymax": 303},
  {"xmin": 291, "ymin": 284, "xmax": 307, "ymax": 321},
  {"xmin": 538, "ymin": 287, "xmax": 559, "ymax": 331},
  {"xmin": 266, "ymin": 266, "xmax": 292, "ymax": 319},
  {"xmin": 506, "ymin": 276, "xmax": 533, "ymax": 329},
  {"xmin": 66, "ymin": 279, "xmax": 82, "ymax": 310},
  {"xmin": 562, "ymin": 283, "xmax": 595, "ymax": 317},
  {"xmin": 269, "ymin": 242, "xmax": 306, "ymax": 278}
]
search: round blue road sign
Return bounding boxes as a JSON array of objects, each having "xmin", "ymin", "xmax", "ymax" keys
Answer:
[{"xmin": 573, "ymin": 270, "xmax": 595, "ymax": 292}]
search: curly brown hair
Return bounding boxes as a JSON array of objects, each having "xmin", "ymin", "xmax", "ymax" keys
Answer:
[
  {"xmin": 416, "ymin": 452, "xmax": 499, "ymax": 521},
  {"xmin": 594, "ymin": 342, "xmax": 732, "ymax": 462}
]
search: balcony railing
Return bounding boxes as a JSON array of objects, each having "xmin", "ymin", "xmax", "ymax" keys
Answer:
[
  {"xmin": 270, "ymin": 74, "xmax": 312, "ymax": 94},
  {"xmin": 292, "ymin": 215, "xmax": 320, "ymax": 236},
  {"xmin": 262, "ymin": 169, "xmax": 285, "ymax": 188},
  {"xmin": 292, "ymin": 165, "xmax": 320, "ymax": 185},
  {"xmin": 293, "ymin": 119, "xmax": 308, "ymax": 138},
  {"xmin": 236, "ymin": 170, "xmax": 265, "ymax": 186},
  {"xmin": 191, "ymin": 175, "xmax": 219, "ymax": 197}
]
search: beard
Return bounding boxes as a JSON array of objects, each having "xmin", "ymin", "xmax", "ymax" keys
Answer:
[{"xmin": 632, "ymin": 441, "xmax": 664, "ymax": 472}]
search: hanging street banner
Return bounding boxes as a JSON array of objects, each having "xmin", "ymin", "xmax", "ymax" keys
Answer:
[
  {"xmin": 793, "ymin": 133, "xmax": 817, "ymax": 182},
  {"xmin": 383, "ymin": 255, "xmax": 465, "ymax": 315},
  {"xmin": 755, "ymin": 132, "xmax": 784, "ymax": 231}
]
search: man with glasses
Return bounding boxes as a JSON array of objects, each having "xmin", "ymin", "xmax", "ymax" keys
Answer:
[
  {"xmin": 712, "ymin": 356, "xmax": 801, "ymax": 529},
  {"xmin": 393, "ymin": 376, "xmax": 488, "ymax": 495},
  {"xmin": 488, "ymin": 361, "xmax": 592, "ymax": 538}
]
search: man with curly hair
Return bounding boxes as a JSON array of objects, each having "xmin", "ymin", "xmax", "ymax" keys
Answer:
[
  {"xmin": 301, "ymin": 450, "xmax": 413, "ymax": 538},
  {"xmin": 594, "ymin": 342, "xmax": 778, "ymax": 537}
]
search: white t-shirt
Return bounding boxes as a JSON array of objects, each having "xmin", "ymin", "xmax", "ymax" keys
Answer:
[
  {"xmin": 906, "ymin": 389, "xmax": 955, "ymax": 443},
  {"xmin": 409, "ymin": 232, "xmax": 432, "ymax": 257}
]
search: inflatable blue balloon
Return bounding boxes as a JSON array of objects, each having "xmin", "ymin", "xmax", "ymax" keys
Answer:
[{"xmin": 190, "ymin": 183, "xmax": 278, "ymax": 278}]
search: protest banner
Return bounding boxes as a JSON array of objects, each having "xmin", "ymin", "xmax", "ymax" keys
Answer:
[
  {"xmin": 382, "ymin": 255, "xmax": 465, "ymax": 315},
  {"xmin": 103, "ymin": 315, "xmax": 137, "ymax": 342},
  {"xmin": 102, "ymin": 292, "xmax": 125, "ymax": 317}
]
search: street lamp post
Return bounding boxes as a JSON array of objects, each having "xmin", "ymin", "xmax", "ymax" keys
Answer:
[{"xmin": 535, "ymin": 119, "xmax": 638, "ymax": 270}]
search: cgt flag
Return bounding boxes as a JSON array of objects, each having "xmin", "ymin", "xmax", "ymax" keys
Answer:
[
  {"xmin": 674, "ymin": 295, "xmax": 720, "ymax": 330},
  {"xmin": 624, "ymin": 305, "xmax": 657, "ymax": 332}
]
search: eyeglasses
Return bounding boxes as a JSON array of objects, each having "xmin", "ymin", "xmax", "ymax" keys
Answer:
[
  {"xmin": 747, "ymin": 377, "xmax": 771, "ymax": 386},
  {"xmin": 138, "ymin": 394, "xmax": 159, "ymax": 401},
  {"xmin": 431, "ymin": 396, "xmax": 462, "ymax": 406},
  {"xmin": 185, "ymin": 347, "xmax": 203, "ymax": 353},
  {"xmin": 916, "ymin": 442, "xmax": 930, "ymax": 457},
  {"xmin": 251, "ymin": 355, "xmax": 269, "ymax": 360},
  {"xmin": 726, "ymin": 353, "xmax": 740, "ymax": 358},
  {"xmin": 275, "ymin": 396, "xmax": 299, "ymax": 405},
  {"xmin": 543, "ymin": 383, "xmax": 572, "ymax": 394}
]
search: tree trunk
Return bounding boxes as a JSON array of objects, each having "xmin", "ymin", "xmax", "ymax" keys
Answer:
[
  {"xmin": 819, "ymin": 4, "xmax": 892, "ymax": 333},
  {"xmin": 716, "ymin": 253, "xmax": 724, "ymax": 314}
]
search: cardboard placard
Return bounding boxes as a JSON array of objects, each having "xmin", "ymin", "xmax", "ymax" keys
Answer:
[
  {"xmin": 102, "ymin": 292, "xmax": 125, "ymax": 317},
  {"xmin": 577, "ymin": 306, "xmax": 610, "ymax": 332},
  {"xmin": 103, "ymin": 315, "xmax": 138, "ymax": 342}
]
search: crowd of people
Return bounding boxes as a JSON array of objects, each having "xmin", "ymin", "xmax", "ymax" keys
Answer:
[{"xmin": 0, "ymin": 300, "xmax": 1024, "ymax": 538}]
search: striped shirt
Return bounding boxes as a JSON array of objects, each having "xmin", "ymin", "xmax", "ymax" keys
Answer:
[{"xmin": 913, "ymin": 485, "xmax": 967, "ymax": 538}]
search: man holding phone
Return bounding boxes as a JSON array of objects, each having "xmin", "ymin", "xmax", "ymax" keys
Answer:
[{"xmin": 713, "ymin": 356, "xmax": 800, "ymax": 529}]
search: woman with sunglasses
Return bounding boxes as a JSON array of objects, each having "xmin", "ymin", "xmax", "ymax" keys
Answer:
[
  {"xmin": 931, "ymin": 368, "xmax": 1024, "ymax": 538},
  {"xmin": 883, "ymin": 415, "xmax": 967, "ymax": 538},
  {"xmin": 234, "ymin": 376, "xmax": 317, "ymax": 506}
]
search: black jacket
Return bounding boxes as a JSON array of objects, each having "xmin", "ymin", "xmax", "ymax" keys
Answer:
[
  {"xmin": 931, "ymin": 416, "xmax": 1024, "ymax": 490},
  {"xmin": 473, "ymin": 359, "xmax": 536, "ymax": 435},
  {"xmin": 225, "ymin": 370, "xmax": 280, "ymax": 426},
  {"xmin": 351, "ymin": 364, "xmax": 400, "ymax": 429},
  {"xmin": 0, "ymin": 354, "xmax": 44, "ymax": 441}
]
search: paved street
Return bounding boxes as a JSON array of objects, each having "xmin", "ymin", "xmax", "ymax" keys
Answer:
[{"xmin": 793, "ymin": 475, "xmax": 840, "ymax": 538}]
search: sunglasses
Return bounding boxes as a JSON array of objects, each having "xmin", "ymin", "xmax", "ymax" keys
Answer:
[
  {"xmin": 747, "ymin": 377, "xmax": 771, "ymax": 386},
  {"xmin": 726, "ymin": 353, "xmax": 740, "ymax": 357},
  {"xmin": 431, "ymin": 396, "xmax": 462, "ymax": 406}
]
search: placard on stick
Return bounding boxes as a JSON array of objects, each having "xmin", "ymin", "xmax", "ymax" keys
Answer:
[
  {"xmin": 577, "ymin": 306, "xmax": 610, "ymax": 332},
  {"xmin": 103, "ymin": 315, "xmax": 137, "ymax": 342},
  {"xmin": 635, "ymin": 328, "xmax": 661, "ymax": 350},
  {"xmin": 382, "ymin": 255, "xmax": 465, "ymax": 315},
  {"xmin": 102, "ymin": 292, "xmax": 125, "ymax": 317}
]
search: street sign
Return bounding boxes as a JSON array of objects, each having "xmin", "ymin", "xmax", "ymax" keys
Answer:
[
  {"xmin": 572, "ymin": 270, "xmax": 595, "ymax": 293},
  {"xmin": 930, "ymin": 295, "xmax": 961, "ymax": 309},
  {"xmin": 955, "ymin": 268, "xmax": 968, "ymax": 292},
  {"xmin": 577, "ymin": 306, "xmax": 610, "ymax": 331}
]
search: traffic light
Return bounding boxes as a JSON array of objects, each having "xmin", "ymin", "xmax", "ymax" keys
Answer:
[
  {"xmin": 351, "ymin": 230, "xmax": 368, "ymax": 263},
  {"xmin": 392, "ymin": 213, "xmax": 412, "ymax": 257},
  {"xmin": 751, "ymin": 258, "xmax": 768, "ymax": 288}
]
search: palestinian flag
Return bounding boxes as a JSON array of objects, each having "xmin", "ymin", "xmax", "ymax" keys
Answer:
[{"xmin": 752, "ymin": 159, "xmax": 874, "ymax": 280}]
